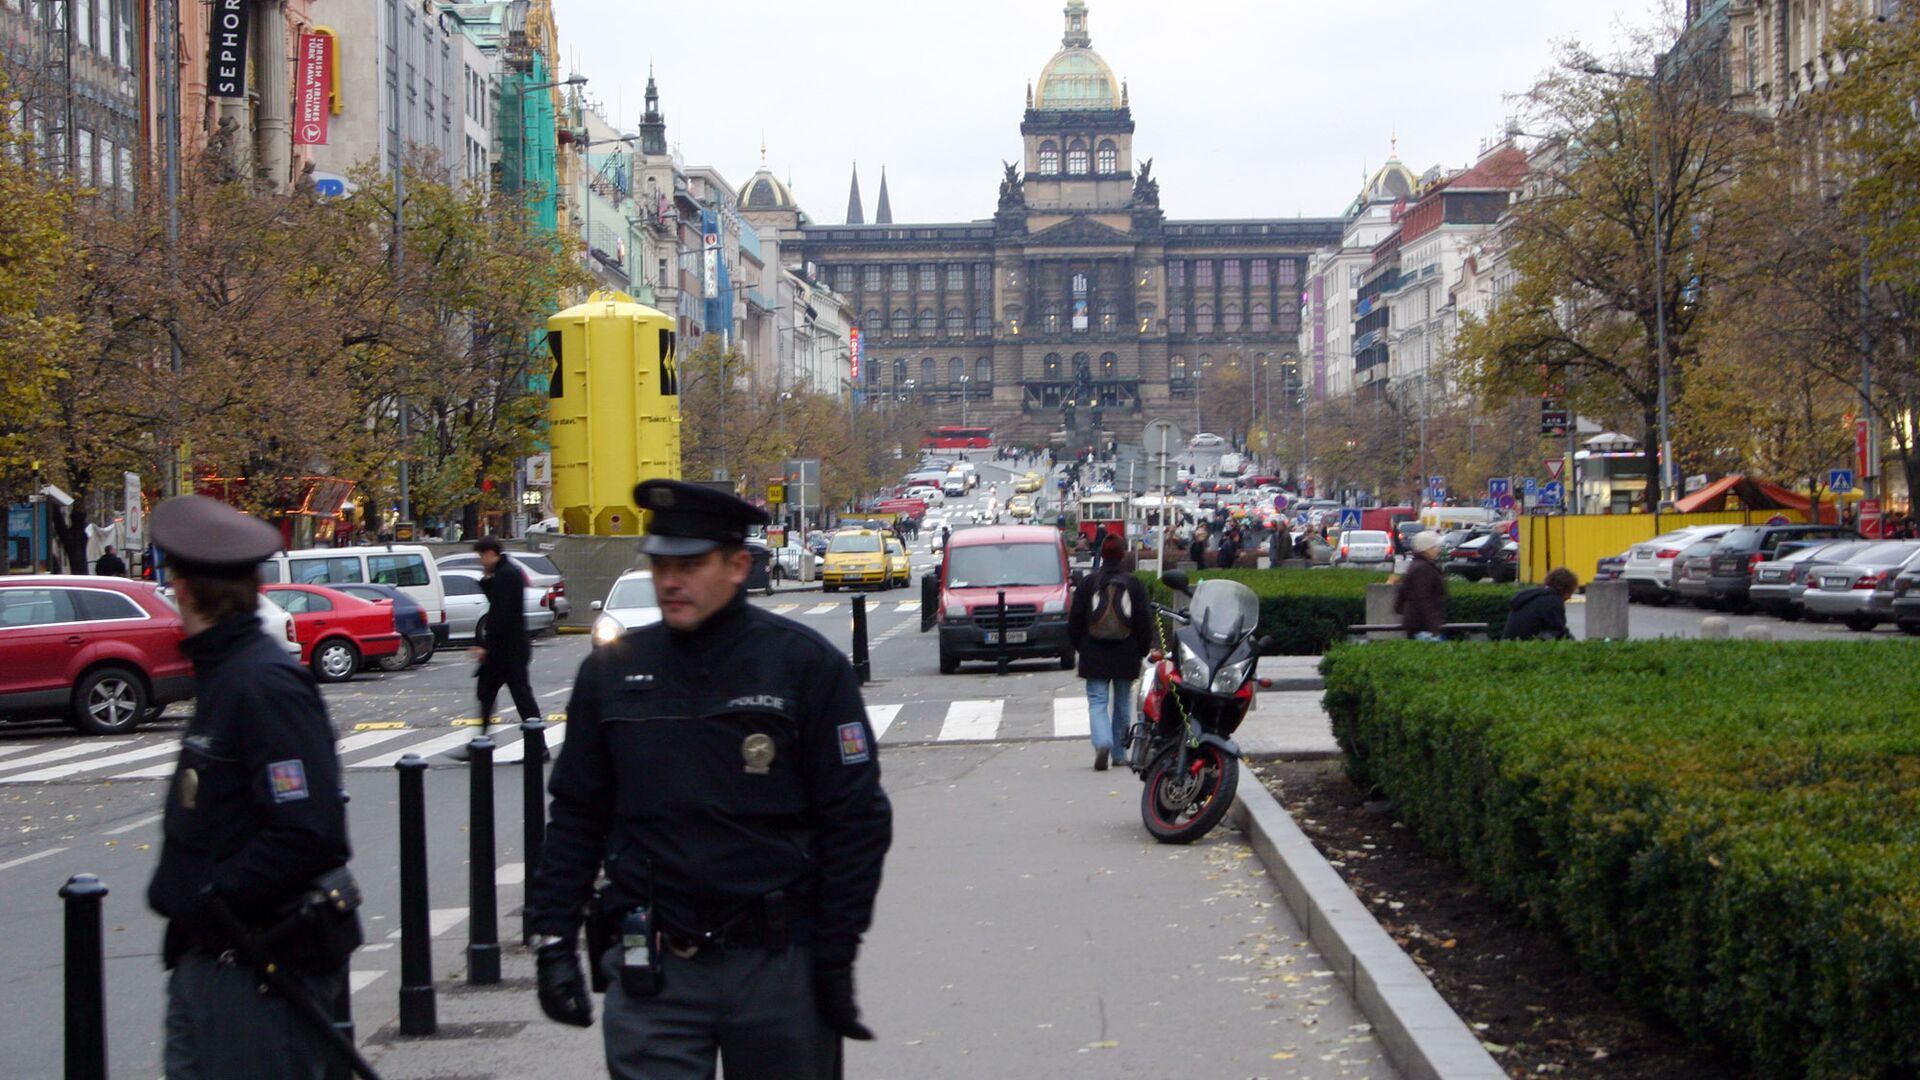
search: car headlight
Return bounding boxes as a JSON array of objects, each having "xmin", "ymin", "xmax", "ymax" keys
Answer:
[
  {"xmin": 945, "ymin": 602, "xmax": 969, "ymax": 619},
  {"xmin": 592, "ymin": 615, "xmax": 622, "ymax": 646},
  {"xmin": 1041, "ymin": 598, "xmax": 1065, "ymax": 615},
  {"xmin": 1211, "ymin": 657, "xmax": 1254, "ymax": 695},
  {"xmin": 1178, "ymin": 642, "xmax": 1208, "ymax": 686}
]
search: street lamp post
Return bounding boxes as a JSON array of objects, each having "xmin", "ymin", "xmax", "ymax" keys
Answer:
[
  {"xmin": 959, "ymin": 375, "xmax": 970, "ymax": 429},
  {"xmin": 1584, "ymin": 60, "xmax": 1675, "ymax": 507}
]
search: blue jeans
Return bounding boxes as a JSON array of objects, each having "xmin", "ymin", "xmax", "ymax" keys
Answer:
[{"xmin": 1085, "ymin": 678, "xmax": 1134, "ymax": 756}]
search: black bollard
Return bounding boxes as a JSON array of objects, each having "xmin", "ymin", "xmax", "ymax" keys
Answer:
[
  {"xmin": 466, "ymin": 736, "xmax": 500, "ymax": 985},
  {"xmin": 851, "ymin": 594, "xmax": 871, "ymax": 684},
  {"xmin": 59, "ymin": 873, "xmax": 108, "ymax": 1080},
  {"xmin": 396, "ymin": 753, "xmax": 436, "ymax": 1036},
  {"xmin": 996, "ymin": 589, "xmax": 1010, "ymax": 676},
  {"xmin": 520, "ymin": 719, "xmax": 548, "ymax": 895}
]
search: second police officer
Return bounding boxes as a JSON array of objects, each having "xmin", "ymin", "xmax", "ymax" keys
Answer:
[{"xmin": 525, "ymin": 480, "xmax": 893, "ymax": 1079}]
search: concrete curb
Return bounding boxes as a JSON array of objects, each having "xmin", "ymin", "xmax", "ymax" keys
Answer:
[{"xmin": 1231, "ymin": 763, "xmax": 1507, "ymax": 1080}]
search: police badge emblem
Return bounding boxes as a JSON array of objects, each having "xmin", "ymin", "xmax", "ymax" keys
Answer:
[{"xmin": 742, "ymin": 733, "xmax": 775, "ymax": 775}]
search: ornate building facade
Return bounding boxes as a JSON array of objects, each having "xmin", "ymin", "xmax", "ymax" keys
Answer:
[{"xmin": 761, "ymin": 1, "xmax": 1345, "ymax": 446}]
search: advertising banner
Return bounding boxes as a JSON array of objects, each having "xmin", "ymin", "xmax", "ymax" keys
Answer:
[
  {"xmin": 206, "ymin": 0, "xmax": 250, "ymax": 99},
  {"xmin": 848, "ymin": 326, "xmax": 862, "ymax": 381},
  {"xmin": 294, "ymin": 33, "xmax": 333, "ymax": 145}
]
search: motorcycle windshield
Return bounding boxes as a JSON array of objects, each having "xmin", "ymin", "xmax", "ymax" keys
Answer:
[{"xmin": 1190, "ymin": 579, "xmax": 1259, "ymax": 645}]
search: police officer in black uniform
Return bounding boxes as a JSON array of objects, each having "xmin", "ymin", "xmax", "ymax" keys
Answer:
[
  {"xmin": 145, "ymin": 495, "xmax": 355, "ymax": 1080},
  {"xmin": 526, "ymin": 480, "xmax": 893, "ymax": 1080}
]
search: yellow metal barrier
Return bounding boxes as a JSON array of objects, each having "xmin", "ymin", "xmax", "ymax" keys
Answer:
[{"xmin": 1520, "ymin": 509, "xmax": 1808, "ymax": 584}]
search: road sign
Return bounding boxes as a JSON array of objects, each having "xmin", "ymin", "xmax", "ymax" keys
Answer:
[
  {"xmin": 767, "ymin": 483, "xmax": 786, "ymax": 504},
  {"xmin": 1540, "ymin": 399, "xmax": 1569, "ymax": 435},
  {"xmin": 1522, "ymin": 477, "xmax": 1539, "ymax": 498},
  {"xmin": 1338, "ymin": 508, "xmax": 1363, "ymax": 531},
  {"xmin": 1545, "ymin": 459, "xmax": 1565, "ymax": 481},
  {"xmin": 1540, "ymin": 480, "xmax": 1565, "ymax": 507},
  {"xmin": 1272, "ymin": 493, "xmax": 1290, "ymax": 511},
  {"xmin": 1143, "ymin": 418, "xmax": 1185, "ymax": 491},
  {"xmin": 1488, "ymin": 477, "xmax": 1511, "ymax": 498},
  {"xmin": 1496, "ymin": 493, "xmax": 1516, "ymax": 511},
  {"xmin": 1828, "ymin": 468, "xmax": 1854, "ymax": 495}
]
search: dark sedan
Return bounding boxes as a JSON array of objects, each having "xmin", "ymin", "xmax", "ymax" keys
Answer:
[
  {"xmin": 1443, "ymin": 534, "xmax": 1518, "ymax": 582},
  {"xmin": 1705, "ymin": 525, "xmax": 1859, "ymax": 611},
  {"xmin": 330, "ymin": 581, "xmax": 436, "ymax": 669},
  {"xmin": 1891, "ymin": 568, "xmax": 1920, "ymax": 635}
]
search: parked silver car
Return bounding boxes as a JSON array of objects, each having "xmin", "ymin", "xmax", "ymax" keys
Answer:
[
  {"xmin": 436, "ymin": 552, "xmax": 570, "ymax": 620},
  {"xmin": 438, "ymin": 568, "xmax": 555, "ymax": 642},
  {"xmin": 1749, "ymin": 540, "xmax": 1875, "ymax": 619},
  {"xmin": 1800, "ymin": 541, "xmax": 1920, "ymax": 631}
]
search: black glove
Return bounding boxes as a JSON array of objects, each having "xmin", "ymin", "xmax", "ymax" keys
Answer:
[
  {"xmin": 535, "ymin": 941, "xmax": 594, "ymax": 1028},
  {"xmin": 814, "ymin": 961, "xmax": 875, "ymax": 1041}
]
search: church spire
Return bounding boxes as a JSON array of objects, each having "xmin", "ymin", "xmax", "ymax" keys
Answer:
[
  {"xmin": 639, "ymin": 67, "xmax": 667, "ymax": 156},
  {"xmin": 845, "ymin": 162, "xmax": 864, "ymax": 225},
  {"xmin": 874, "ymin": 166, "xmax": 892, "ymax": 225},
  {"xmin": 1062, "ymin": 0, "xmax": 1091, "ymax": 48}
]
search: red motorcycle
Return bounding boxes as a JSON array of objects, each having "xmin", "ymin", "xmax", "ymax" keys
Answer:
[{"xmin": 1128, "ymin": 573, "xmax": 1271, "ymax": 843}]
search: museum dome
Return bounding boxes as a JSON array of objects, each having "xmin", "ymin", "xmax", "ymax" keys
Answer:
[
  {"xmin": 741, "ymin": 167, "xmax": 795, "ymax": 212},
  {"xmin": 1034, "ymin": 1, "xmax": 1120, "ymax": 112}
]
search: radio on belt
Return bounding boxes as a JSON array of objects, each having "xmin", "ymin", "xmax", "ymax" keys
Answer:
[{"xmin": 620, "ymin": 908, "xmax": 664, "ymax": 997}]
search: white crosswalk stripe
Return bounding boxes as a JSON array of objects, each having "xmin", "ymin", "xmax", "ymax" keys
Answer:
[
  {"xmin": 865, "ymin": 704, "xmax": 902, "ymax": 739},
  {"xmin": 894, "ymin": 601, "xmax": 921, "ymax": 613},
  {"xmin": 937, "ymin": 700, "xmax": 1003, "ymax": 742},
  {"xmin": 772, "ymin": 604, "xmax": 800, "ymax": 614},
  {"xmin": 805, "ymin": 603, "xmax": 838, "ymax": 615},
  {"xmin": 1052, "ymin": 696, "xmax": 1091, "ymax": 738},
  {"xmin": 0, "ymin": 745, "xmax": 34, "ymax": 759},
  {"xmin": 0, "ymin": 694, "xmax": 1109, "ymax": 784}
]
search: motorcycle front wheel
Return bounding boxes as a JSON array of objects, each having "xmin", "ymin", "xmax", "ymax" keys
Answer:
[{"xmin": 1140, "ymin": 743, "xmax": 1239, "ymax": 844}]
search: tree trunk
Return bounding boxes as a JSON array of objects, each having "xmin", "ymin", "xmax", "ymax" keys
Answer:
[
  {"xmin": 50, "ymin": 502, "xmax": 91, "ymax": 575},
  {"xmin": 1642, "ymin": 404, "xmax": 1664, "ymax": 509}
]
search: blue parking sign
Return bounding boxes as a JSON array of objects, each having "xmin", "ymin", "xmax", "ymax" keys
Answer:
[{"xmin": 1522, "ymin": 477, "xmax": 1539, "ymax": 498}]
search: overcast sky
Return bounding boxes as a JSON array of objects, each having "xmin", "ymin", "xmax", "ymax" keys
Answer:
[{"xmin": 550, "ymin": 0, "xmax": 1668, "ymax": 225}]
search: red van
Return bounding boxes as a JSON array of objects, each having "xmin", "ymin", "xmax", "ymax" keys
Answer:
[{"xmin": 936, "ymin": 525, "xmax": 1074, "ymax": 674}]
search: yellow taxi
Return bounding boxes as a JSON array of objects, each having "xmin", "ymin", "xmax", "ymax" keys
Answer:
[
  {"xmin": 1014, "ymin": 471, "xmax": 1043, "ymax": 494},
  {"xmin": 1007, "ymin": 495, "xmax": 1035, "ymax": 520},
  {"xmin": 822, "ymin": 529, "xmax": 889, "ymax": 593},
  {"xmin": 885, "ymin": 536, "xmax": 912, "ymax": 589}
]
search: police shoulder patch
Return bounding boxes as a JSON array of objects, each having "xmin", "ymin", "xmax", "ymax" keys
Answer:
[
  {"xmin": 836, "ymin": 722, "xmax": 870, "ymax": 765},
  {"xmin": 268, "ymin": 759, "xmax": 310, "ymax": 803}
]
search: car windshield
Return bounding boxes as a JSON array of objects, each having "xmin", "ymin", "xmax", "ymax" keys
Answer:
[
  {"xmin": 1191, "ymin": 578, "xmax": 1259, "ymax": 645},
  {"xmin": 829, "ymin": 534, "xmax": 882, "ymax": 554},
  {"xmin": 606, "ymin": 577, "xmax": 657, "ymax": 609},
  {"xmin": 946, "ymin": 543, "xmax": 1063, "ymax": 589},
  {"xmin": 1846, "ymin": 542, "xmax": 1920, "ymax": 565}
]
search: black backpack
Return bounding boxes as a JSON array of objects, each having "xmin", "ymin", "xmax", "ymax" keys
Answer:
[{"xmin": 1087, "ymin": 577, "xmax": 1134, "ymax": 641}]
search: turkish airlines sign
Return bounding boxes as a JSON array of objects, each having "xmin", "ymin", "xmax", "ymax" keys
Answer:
[
  {"xmin": 206, "ymin": 0, "xmax": 250, "ymax": 99},
  {"xmin": 294, "ymin": 33, "xmax": 332, "ymax": 145},
  {"xmin": 849, "ymin": 326, "xmax": 862, "ymax": 381}
]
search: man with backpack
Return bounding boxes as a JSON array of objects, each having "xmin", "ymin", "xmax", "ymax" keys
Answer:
[{"xmin": 1067, "ymin": 534, "xmax": 1155, "ymax": 771}]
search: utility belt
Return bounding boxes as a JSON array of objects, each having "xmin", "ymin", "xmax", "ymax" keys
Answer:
[
  {"xmin": 183, "ymin": 867, "xmax": 364, "ymax": 976},
  {"xmin": 584, "ymin": 885, "xmax": 808, "ymax": 994}
]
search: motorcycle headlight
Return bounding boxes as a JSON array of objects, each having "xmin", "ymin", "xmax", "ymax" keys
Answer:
[
  {"xmin": 592, "ymin": 615, "xmax": 622, "ymax": 646},
  {"xmin": 1178, "ymin": 642, "xmax": 1208, "ymax": 686},
  {"xmin": 1211, "ymin": 657, "xmax": 1254, "ymax": 695}
]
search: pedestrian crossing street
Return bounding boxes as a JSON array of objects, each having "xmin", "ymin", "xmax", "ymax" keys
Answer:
[{"xmin": 0, "ymin": 694, "xmax": 1103, "ymax": 785}]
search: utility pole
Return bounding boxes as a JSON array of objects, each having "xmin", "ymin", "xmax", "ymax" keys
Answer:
[
  {"xmin": 390, "ymin": 0, "xmax": 410, "ymax": 526},
  {"xmin": 157, "ymin": 0, "xmax": 184, "ymax": 498}
]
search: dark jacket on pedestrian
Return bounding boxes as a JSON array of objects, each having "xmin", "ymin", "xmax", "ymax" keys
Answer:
[
  {"xmin": 1215, "ymin": 537, "xmax": 1240, "ymax": 570},
  {"xmin": 1188, "ymin": 535, "xmax": 1208, "ymax": 568},
  {"xmin": 479, "ymin": 557, "xmax": 531, "ymax": 671},
  {"xmin": 1395, "ymin": 556, "xmax": 1448, "ymax": 636},
  {"xmin": 147, "ymin": 615, "xmax": 351, "ymax": 967},
  {"xmin": 1067, "ymin": 562, "xmax": 1155, "ymax": 681},
  {"xmin": 94, "ymin": 550, "xmax": 127, "ymax": 577},
  {"xmin": 1502, "ymin": 586, "xmax": 1571, "ymax": 641}
]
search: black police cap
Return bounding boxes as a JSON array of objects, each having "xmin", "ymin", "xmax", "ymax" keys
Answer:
[
  {"xmin": 634, "ymin": 479, "xmax": 770, "ymax": 557},
  {"xmin": 150, "ymin": 495, "xmax": 284, "ymax": 578}
]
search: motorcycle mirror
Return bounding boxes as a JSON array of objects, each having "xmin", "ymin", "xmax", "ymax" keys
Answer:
[
  {"xmin": 1256, "ymin": 634, "xmax": 1276, "ymax": 655},
  {"xmin": 1160, "ymin": 570, "xmax": 1191, "ymax": 595}
]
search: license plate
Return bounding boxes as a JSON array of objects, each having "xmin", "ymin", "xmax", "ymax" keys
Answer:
[
  {"xmin": 1757, "ymin": 570, "xmax": 1783, "ymax": 581},
  {"xmin": 1822, "ymin": 576, "xmax": 1850, "ymax": 589},
  {"xmin": 1632, "ymin": 547, "xmax": 1651, "ymax": 559},
  {"xmin": 983, "ymin": 630, "xmax": 1028, "ymax": 644}
]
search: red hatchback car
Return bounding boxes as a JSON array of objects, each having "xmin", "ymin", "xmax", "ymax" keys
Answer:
[
  {"xmin": 262, "ymin": 583, "xmax": 403, "ymax": 684},
  {"xmin": 0, "ymin": 576, "xmax": 197, "ymax": 735}
]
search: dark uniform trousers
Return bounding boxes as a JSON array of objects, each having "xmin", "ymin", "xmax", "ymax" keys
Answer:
[
  {"xmin": 164, "ymin": 954, "xmax": 343, "ymax": 1080},
  {"xmin": 601, "ymin": 945, "xmax": 837, "ymax": 1080}
]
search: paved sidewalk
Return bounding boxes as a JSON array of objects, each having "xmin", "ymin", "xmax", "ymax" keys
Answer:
[{"xmin": 1239, "ymin": 656, "xmax": 1339, "ymax": 759}]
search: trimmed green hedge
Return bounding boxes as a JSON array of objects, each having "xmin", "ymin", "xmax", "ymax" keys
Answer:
[
  {"xmin": 1140, "ymin": 568, "xmax": 1519, "ymax": 654},
  {"xmin": 1322, "ymin": 641, "xmax": 1920, "ymax": 1079}
]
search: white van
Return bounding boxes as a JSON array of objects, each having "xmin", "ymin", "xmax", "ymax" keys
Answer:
[
  {"xmin": 258, "ymin": 545, "xmax": 447, "ymax": 632},
  {"xmin": 1419, "ymin": 506, "xmax": 1499, "ymax": 530}
]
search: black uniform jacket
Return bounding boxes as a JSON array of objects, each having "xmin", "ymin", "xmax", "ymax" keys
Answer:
[
  {"xmin": 147, "ymin": 615, "xmax": 350, "ymax": 966},
  {"xmin": 527, "ymin": 591, "xmax": 893, "ymax": 967}
]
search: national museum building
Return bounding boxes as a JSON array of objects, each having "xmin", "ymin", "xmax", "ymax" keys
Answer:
[{"xmin": 754, "ymin": 1, "xmax": 1345, "ymax": 446}]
